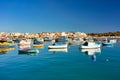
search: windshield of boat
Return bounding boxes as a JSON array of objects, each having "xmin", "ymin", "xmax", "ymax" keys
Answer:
[{"xmin": 83, "ymin": 42, "xmax": 88, "ymax": 46}]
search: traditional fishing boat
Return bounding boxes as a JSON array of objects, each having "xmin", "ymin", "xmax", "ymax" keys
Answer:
[
  {"xmin": 43, "ymin": 37, "xmax": 51, "ymax": 42},
  {"xmin": 18, "ymin": 48, "xmax": 39, "ymax": 53},
  {"xmin": 18, "ymin": 39, "xmax": 31, "ymax": 46},
  {"xmin": 102, "ymin": 38, "xmax": 114, "ymax": 47},
  {"xmin": 102, "ymin": 42, "xmax": 113, "ymax": 47},
  {"xmin": 33, "ymin": 44, "xmax": 44, "ymax": 48},
  {"xmin": 7, "ymin": 40, "xmax": 15, "ymax": 48},
  {"xmin": 48, "ymin": 43, "xmax": 68, "ymax": 49},
  {"xmin": 33, "ymin": 39, "xmax": 44, "ymax": 48},
  {"xmin": 0, "ymin": 38, "xmax": 9, "ymax": 48},
  {"xmin": 80, "ymin": 41, "xmax": 101, "ymax": 49}
]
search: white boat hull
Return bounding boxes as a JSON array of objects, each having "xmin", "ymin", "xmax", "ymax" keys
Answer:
[
  {"xmin": 81, "ymin": 41, "xmax": 101, "ymax": 49},
  {"xmin": 48, "ymin": 44, "xmax": 67, "ymax": 49},
  {"xmin": 81, "ymin": 45, "xmax": 101, "ymax": 49}
]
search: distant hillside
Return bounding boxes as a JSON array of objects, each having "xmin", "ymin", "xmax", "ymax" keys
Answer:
[{"xmin": 87, "ymin": 31, "xmax": 120, "ymax": 37}]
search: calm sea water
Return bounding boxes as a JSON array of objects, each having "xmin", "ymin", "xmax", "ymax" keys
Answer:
[{"xmin": 0, "ymin": 42, "xmax": 120, "ymax": 80}]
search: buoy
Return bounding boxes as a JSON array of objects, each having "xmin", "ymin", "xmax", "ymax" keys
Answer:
[
  {"xmin": 106, "ymin": 59, "xmax": 109, "ymax": 61},
  {"xmin": 92, "ymin": 55, "xmax": 96, "ymax": 61}
]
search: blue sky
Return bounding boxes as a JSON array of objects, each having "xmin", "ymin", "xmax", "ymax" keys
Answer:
[{"xmin": 0, "ymin": 0, "xmax": 120, "ymax": 33}]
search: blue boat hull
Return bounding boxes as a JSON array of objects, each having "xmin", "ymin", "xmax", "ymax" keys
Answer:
[{"xmin": 102, "ymin": 43, "xmax": 113, "ymax": 47}]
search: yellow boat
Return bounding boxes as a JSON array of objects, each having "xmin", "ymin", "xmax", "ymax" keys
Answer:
[
  {"xmin": 0, "ymin": 48, "xmax": 9, "ymax": 53},
  {"xmin": 0, "ymin": 42, "xmax": 9, "ymax": 48},
  {"xmin": 33, "ymin": 44, "xmax": 44, "ymax": 48}
]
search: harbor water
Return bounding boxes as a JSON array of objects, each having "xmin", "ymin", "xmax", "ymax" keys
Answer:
[{"xmin": 0, "ymin": 42, "xmax": 120, "ymax": 80}]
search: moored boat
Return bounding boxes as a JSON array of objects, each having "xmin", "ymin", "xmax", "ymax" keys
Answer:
[
  {"xmin": 33, "ymin": 39, "xmax": 44, "ymax": 48},
  {"xmin": 7, "ymin": 40, "xmax": 16, "ymax": 48},
  {"xmin": 80, "ymin": 41, "xmax": 101, "ymax": 49},
  {"xmin": 33, "ymin": 44, "xmax": 44, "ymax": 48},
  {"xmin": 0, "ymin": 39, "xmax": 9, "ymax": 48},
  {"xmin": 18, "ymin": 39, "xmax": 31, "ymax": 46},
  {"xmin": 19, "ymin": 48, "xmax": 39, "ymax": 53},
  {"xmin": 102, "ymin": 42, "xmax": 113, "ymax": 47},
  {"xmin": 48, "ymin": 43, "xmax": 68, "ymax": 49}
]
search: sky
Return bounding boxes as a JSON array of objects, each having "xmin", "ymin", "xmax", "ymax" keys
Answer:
[{"xmin": 0, "ymin": 0, "xmax": 120, "ymax": 33}]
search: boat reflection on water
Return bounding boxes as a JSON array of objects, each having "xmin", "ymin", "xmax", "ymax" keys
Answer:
[
  {"xmin": 9, "ymin": 48, "xmax": 15, "ymax": 51},
  {"xmin": 18, "ymin": 52, "xmax": 39, "ymax": 56},
  {"xmin": 81, "ymin": 48, "xmax": 101, "ymax": 55},
  {"xmin": 81, "ymin": 48, "xmax": 101, "ymax": 61},
  {"xmin": 0, "ymin": 48, "xmax": 15, "ymax": 54},
  {"xmin": 48, "ymin": 48, "xmax": 68, "ymax": 53},
  {"xmin": 0, "ymin": 48, "xmax": 9, "ymax": 54}
]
